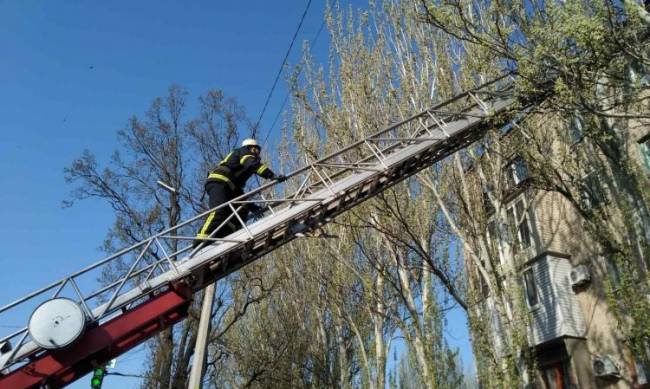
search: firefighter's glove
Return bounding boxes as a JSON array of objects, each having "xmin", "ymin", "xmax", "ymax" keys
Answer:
[{"xmin": 275, "ymin": 174, "xmax": 287, "ymax": 182}]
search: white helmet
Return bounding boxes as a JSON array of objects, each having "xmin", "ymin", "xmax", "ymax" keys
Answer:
[{"xmin": 242, "ymin": 138, "xmax": 260, "ymax": 148}]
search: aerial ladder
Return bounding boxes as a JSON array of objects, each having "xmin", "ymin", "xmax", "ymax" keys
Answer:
[{"xmin": 0, "ymin": 74, "xmax": 523, "ymax": 388}]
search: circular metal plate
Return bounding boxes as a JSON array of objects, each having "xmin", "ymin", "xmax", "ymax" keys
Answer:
[{"xmin": 28, "ymin": 298, "xmax": 86, "ymax": 349}]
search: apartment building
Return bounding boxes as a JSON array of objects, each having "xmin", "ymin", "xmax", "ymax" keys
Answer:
[{"xmin": 465, "ymin": 113, "xmax": 650, "ymax": 388}]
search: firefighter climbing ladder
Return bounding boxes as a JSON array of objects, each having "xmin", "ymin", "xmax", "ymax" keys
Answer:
[{"xmin": 0, "ymin": 74, "xmax": 521, "ymax": 388}]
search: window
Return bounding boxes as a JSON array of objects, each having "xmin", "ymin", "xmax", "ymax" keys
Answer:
[
  {"xmin": 568, "ymin": 116, "xmax": 584, "ymax": 144},
  {"xmin": 523, "ymin": 268, "xmax": 539, "ymax": 308},
  {"xmin": 628, "ymin": 59, "xmax": 650, "ymax": 87},
  {"xmin": 507, "ymin": 199, "xmax": 533, "ymax": 253},
  {"xmin": 515, "ymin": 200, "xmax": 532, "ymax": 249},
  {"xmin": 507, "ymin": 207, "xmax": 516, "ymax": 239},
  {"xmin": 504, "ymin": 156, "xmax": 530, "ymax": 192},
  {"xmin": 639, "ymin": 135, "xmax": 650, "ymax": 173},
  {"xmin": 485, "ymin": 198, "xmax": 534, "ymax": 263},
  {"xmin": 537, "ymin": 343, "xmax": 576, "ymax": 389},
  {"xmin": 541, "ymin": 359, "xmax": 573, "ymax": 389},
  {"xmin": 486, "ymin": 219, "xmax": 506, "ymax": 265},
  {"xmin": 580, "ymin": 171, "xmax": 608, "ymax": 211},
  {"xmin": 636, "ymin": 357, "xmax": 649, "ymax": 386}
]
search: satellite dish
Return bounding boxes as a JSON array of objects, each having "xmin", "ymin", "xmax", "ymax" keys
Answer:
[{"xmin": 28, "ymin": 298, "xmax": 86, "ymax": 349}]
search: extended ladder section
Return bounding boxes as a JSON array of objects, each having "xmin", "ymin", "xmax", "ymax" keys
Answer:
[{"xmin": 0, "ymin": 75, "xmax": 519, "ymax": 388}]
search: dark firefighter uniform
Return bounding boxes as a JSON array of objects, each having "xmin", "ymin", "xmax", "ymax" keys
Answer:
[{"xmin": 195, "ymin": 145, "xmax": 279, "ymax": 245}]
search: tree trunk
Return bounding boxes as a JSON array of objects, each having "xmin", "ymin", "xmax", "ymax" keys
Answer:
[
  {"xmin": 373, "ymin": 273, "xmax": 386, "ymax": 389},
  {"xmin": 390, "ymin": 244, "xmax": 435, "ymax": 389}
]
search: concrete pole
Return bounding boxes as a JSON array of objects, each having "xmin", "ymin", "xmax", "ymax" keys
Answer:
[{"xmin": 187, "ymin": 282, "xmax": 216, "ymax": 389}]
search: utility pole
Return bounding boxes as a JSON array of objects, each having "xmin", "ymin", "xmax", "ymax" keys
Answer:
[
  {"xmin": 157, "ymin": 179, "xmax": 213, "ymax": 388},
  {"xmin": 187, "ymin": 282, "xmax": 215, "ymax": 389},
  {"xmin": 160, "ymin": 176, "xmax": 215, "ymax": 389}
]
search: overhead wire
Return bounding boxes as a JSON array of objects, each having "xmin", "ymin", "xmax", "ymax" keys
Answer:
[
  {"xmin": 253, "ymin": 0, "xmax": 314, "ymax": 140},
  {"xmin": 262, "ymin": 19, "xmax": 326, "ymax": 146}
]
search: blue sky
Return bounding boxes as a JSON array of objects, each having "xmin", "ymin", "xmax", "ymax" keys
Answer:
[{"xmin": 0, "ymin": 1, "xmax": 473, "ymax": 387}]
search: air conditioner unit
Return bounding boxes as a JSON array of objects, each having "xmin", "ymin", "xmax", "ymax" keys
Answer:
[
  {"xmin": 593, "ymin": 355, "xmax": 620, "ymax": 379},
  {"xmin": 570, "ymin": 265, "xmax": 591, "ymax": 288}
]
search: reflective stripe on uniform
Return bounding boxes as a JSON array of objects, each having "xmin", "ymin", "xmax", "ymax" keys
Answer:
[
  {"xmin": 198, "ymin": 221, "xmax": 237, "ymax": 238},
  {"xmin": 240, "ymin": 155, "xmax": 254, "ymax": 164},
  {"xmin": 256, "ymin": 164, "xmax": 268, "ymax": 174},
  {"xmin": 219, "ymin": 152, "xmax": 233, "ymax": 165},
  {"xmin": 197, "ymin": 211, "xmax": 216, "ymax": 237},
  {"xmin": 207, "ymin": 173, "xmax": 236, "ymax": 190},
  {"xmin": 208, "ymin": 173, "xmax": 232, "ymax": 183}
]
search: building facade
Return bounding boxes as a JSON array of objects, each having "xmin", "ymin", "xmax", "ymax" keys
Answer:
[{"xmin": 465, "ymin": 113, "xmax": 650, "ymax": 388}]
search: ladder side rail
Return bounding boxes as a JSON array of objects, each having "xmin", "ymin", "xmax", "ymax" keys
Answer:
[
  {"xmin": 0, "ymin": 178, "xmax": 285, "ymax": 341},
  {"xmin": 0, "ymin": 278, "xmax": 74, "ymax": 316},
  {"xmin": 0, "ymin": 100, "xmax": 496, "ymax": 372},
  {"xmin": 271, "ymin": 73, "xmax": 512, "ymax": 187},
  {"xmin": 313, "ymin": 91, "xmax": 504, "ymax": 187},
  {"xmin": 1, "ymin": 73, "xmax": 512, "ymax": 323},
  {"xmin": 314, "ymin": 163, "xmax": 383, "ymax": 172},
  {"xmin": 0, "ymin": 74, "xmax": 515, "ymax": 375},
  {"xmin": 0, "ymin": 203, "xmax": 209, "ymax": 318},
  {"xmin": 97, "ymin": 239, "xmax": 155, "ymax": 318},
  {"xmin": 77, "ymin": 242, "xmax": 173, "ymax": 322},
  {"xmin": 198, "ymin": 102, "xmax": 513, "ymax": 286},
  {"xmin": 178, "ymin": 184, "xmax": 360, "ymax": 279},
  {"xmin": 85, "ymin": 258, "xmax": 163, "ymax": 302},
  {"xmin": 299, "ymin": 105, "xmax": 462, "ymax": 189},
  {"xmin": 181, "ymin": 88, "xmax": 512, "ymax": 272},
  {"xmin": 190, "ymin": 203, "xmax": 259, "ymax": 254},
  {"xmin": 0, "ymin": 113, "xmax": 492, "ymax": 384},
  {"xmin": 62, "ymin": 188, "xmax": 268, "ymax": 294},
  {"xmin": 1, "ymin": 88, "xmax": 519, "ymax": 384},
  {"xmin": 188, "ymin": 94, "xmax": 516, "ymax": 278},
  {"xmin": 1, "ymin": 242, "xmax": 194, "ymax": 368},
  {"xmin": 0, "ymin": 284, "xmax": 192, "ymax": 389},
  {"xmin": 0, "ymin": 266, "xmax": 179, "ymax": 370},
  {"xmin": 68, "ymin": 100, "xmax": 435, "ymax": 316},
  {"xmin": 115, "ymin": 79, "xmax": 508, "ymax": 257},
  {"xmin": 108, "ymin": 195, "xmax": 338, "ymax": 309},
  {"xmin": 0, "ymin": 327, "xmax": 27, "ymax": 348}
]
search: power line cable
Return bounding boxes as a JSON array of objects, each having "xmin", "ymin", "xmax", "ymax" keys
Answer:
[
  {"xmin": 107, "ymin": 372, "xmax": 147, "ymax": 379},
  {"xmin": 253, "ymin": 0, "xmax": 313, "ymax": 139},
  {"xmin": 262, "ymin": 19, "xmax": 326, "ymax": 146},
  {"xmin": 264, "ymin": 93, "xmax": 291, "ymax": 146}
]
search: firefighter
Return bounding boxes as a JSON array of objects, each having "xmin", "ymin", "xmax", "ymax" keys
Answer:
[{"xmin": 194, "ymin": 138, "xmax": 286, "ymax": 248}]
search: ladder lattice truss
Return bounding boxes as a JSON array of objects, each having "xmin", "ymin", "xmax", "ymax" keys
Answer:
[{"xmin": 0, "ymin": 75, "xmax": 519, "ymax": 388}]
